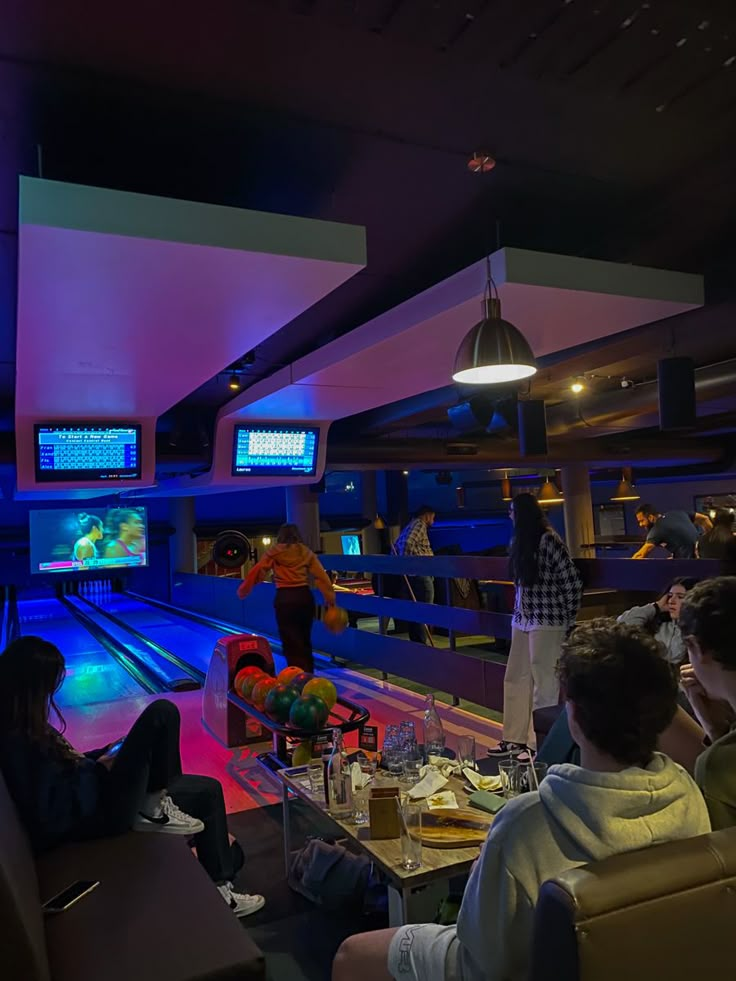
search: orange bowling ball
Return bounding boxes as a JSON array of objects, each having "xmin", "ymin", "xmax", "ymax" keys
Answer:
[
  {"xmin": 323, "ymin": 605, "xmax": 349, "ymax": 634},
  {"xmin": 302, "ymin": 677, "xmax": 338, "ymax": 711},
  {"xmin": 241, "ymin": 669, "xmax": 267, "ymax": 701},
  {"xmin": 278, "ymin": 666, "xmax": 304, "ymax": 685},
  {"xmin": 234, "ymin": 665, "xmax": 265, "ymax": 697},
  {"xmin": 251, "ymin": 676, "xmax": 278, "ymax": 710}
]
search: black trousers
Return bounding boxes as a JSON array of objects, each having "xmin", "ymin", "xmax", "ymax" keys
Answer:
[
  {"xmin": 92, "ymin": 700, "xmax": 241, "ymax": 883},
  {"xmin": 274, "ymin": 586, "xmax": 315, "ymax": 672}
]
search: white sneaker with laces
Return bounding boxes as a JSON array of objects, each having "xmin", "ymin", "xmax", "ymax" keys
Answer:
[
  {"xmin": 218, "ymin": 882, "xmax": 265, "ymax": 918},
  {"xmin": 134, "ymin": 794, "xmax": 204, "ymax": 835}
]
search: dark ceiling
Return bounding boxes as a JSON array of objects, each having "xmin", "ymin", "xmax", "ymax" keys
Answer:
[{"xmin": 1, "ymin": 0, "xmax": 736, "ymax": 470}]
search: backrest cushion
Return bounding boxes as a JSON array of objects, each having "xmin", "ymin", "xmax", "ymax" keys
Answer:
[{"xmin": 0, "ymin": 770, "xmax": 51, "ymax": 981}]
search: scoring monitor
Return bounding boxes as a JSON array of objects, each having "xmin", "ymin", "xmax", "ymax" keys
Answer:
[
  {"xmin": 231, "ymin": 425, "xmax": 320, "ymax": 477},
  {"xmin": 34, "ymin": 423, "xmax": 142, "ymax": 482}
]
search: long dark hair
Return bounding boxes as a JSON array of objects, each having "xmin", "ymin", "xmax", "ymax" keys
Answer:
[
  {"xmin": 0, "ymin": 637, "xmax": 67, "ymax": 746},
  {"xmin": 277, "ymin": 523, "xmax": 302, "ymax": 545},
  {"xmin": 509, "ymin": 493, "xmax": 551, "ymax": 586},
  {"xmin": 78, "ymin": 512, "xmax": 102, "ymax": 536},
  {"xmin": 698, "ymin": 510, "xmax": 735, "ymax": 559}
]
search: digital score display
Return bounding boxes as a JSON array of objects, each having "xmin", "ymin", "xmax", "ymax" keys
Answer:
[
  {"xmin": 231, "ymin": 425, "xmax": 319, "ymax": 477},
  {"xmin": 34, "ymin": 424, "xmax": 142, "ymax": 482}
]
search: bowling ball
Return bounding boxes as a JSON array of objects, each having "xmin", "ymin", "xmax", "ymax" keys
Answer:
[
  {"xmin": 234, "ymin": 665, "xmax": 264, "ymax": 697},
  {"xmin": 292, "ymin": 740, "xmax": 314, "ymax": 766},
  {"xmin": 289, "ymin": 694, "xmax": 329, "ymax": 732},
  {"xmin": 303, "ymin": 677, "xmax": 338, "ymax": 711},
  {"xmin": 240, "ymin": 669, "xmax": 267, "ymax": 701},
  {"xmin": 251, "ymin": 676, "xmax": 279, "ymax": 711},
  {"xmin": 323, "ymin": 605, "xmax": 349, "ymax": 634},
  {"xmin": 278, "ymin": 665, "xmax": 304, "ymax": 685},
  {"xmin": 289, "ymin": 671, "xmax": 314, "ymax": 694},
  {"xmin": 264, "ymin": 684, "xmax": 300, "ymax": 724}
]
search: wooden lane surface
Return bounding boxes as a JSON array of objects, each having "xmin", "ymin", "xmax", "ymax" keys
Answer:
[{"xmin": 280, "ymin": 768, "xmax": 495, "ymax": 889}]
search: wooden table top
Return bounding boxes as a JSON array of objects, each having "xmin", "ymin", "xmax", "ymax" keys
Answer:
[{"xmin": 278, "ymin": 766, "xmax": 496, "ymax": 890}]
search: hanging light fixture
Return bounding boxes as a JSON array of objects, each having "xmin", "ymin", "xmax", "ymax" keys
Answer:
[
  {"xmin": 538, "ymin": 473, "xmax": 564, "ymax": 505},
  {"xmin": 373, "ymin": 514, "xmax": 386, "ymax": 530},
  {"xmin": 228, "ymin": 373, "xmax": 241, "ymax": 391},
  {"xmin": 452, "ymin": 255, "xmax": 537, "ymax": 384},
  {"xmin": 610, "ymin": 467, "xmax": 639, "ymax": 502},
  {"xmin": 501, "ymin": 472, "xmax": 512, "ymax": 502}
]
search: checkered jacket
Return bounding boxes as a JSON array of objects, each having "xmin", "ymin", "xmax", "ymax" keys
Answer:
[
  {"xmin": 395, "ymin": 518, "xmax": 433, "ymax": 557},
  {"xmin": 513, "ymin": 530, "xmax": 582, "ymax": 629}
]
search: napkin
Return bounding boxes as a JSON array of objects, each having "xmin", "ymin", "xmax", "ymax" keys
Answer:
[
  {"xmin": 463, "ymin": 767, "xmax": 502, "ymax": 793},
  {"xmin": 349, "ymin": 763, "xmax": 373, "ymax": 792},
  {"xmin": 424, "ymin": 755, "xmax": 463, "ymax": 779},
  {"xmin": 427, "ymin": 790, "xmax": 459, "ymax": 810},
  {"xmin": 408, "ymin": 767, "xmax": 448, "ymax": 800}
]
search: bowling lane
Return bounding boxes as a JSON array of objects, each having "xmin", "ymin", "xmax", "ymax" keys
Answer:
[
  {"xmin": 18, "ymin": 598, "xmax": 147, "ymax": 707},
  {"xmin": 90, "ymin": 593, "xmax": 231, "ymax": 675}
]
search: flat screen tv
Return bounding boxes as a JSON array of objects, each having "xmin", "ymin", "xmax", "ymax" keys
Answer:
[
  {"xmin": 231, "ymin": 425, "xmax": 319, "ymax": 477},
  {"xmin": 341, "ymin": 534, "xmax": 362, "ymax": 556},
  {"xmin": 29, "ymin": 507, "xmax": 149, "ymax": 574},
  {"xmin": 34, "ymin": 423, "xmax": 142, "ymax": 483}
]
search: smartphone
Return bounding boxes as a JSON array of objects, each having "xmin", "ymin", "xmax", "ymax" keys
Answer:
[{"xmin": 42, "ymin": 880, "xmax": 99, "ymax": 914}]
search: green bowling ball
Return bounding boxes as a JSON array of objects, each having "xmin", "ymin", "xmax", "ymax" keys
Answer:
[
  {"xmin": 264, "ymin": 684, "xmax": 300, "ymax": 724},
  {"xmin": 289, "ymin": 694, "xmax": 329, "ymax": 732},
  {"xmin": 289, "ymin": 671, "xmax": 314, "ymax": 694}
]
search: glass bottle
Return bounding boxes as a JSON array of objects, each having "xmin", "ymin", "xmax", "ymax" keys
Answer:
[
  {"xmin": 422, "ymin": 693, "xmax": 446, "ymax": 758},
  {"xmin": 326, "ymin": 728, "xmax": 353, "ymax": 819}
]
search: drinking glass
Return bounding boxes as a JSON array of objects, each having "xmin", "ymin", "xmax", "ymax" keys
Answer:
[
  {"xmin": 498, "ymin": 760, "xmax": 521, "ymax": 799},
  {"xmin": 399, "ymin": 800, "xmax": 423, "ymax": 871},
  {"xmin": 456, "ymin": 735, "xmax": 476, "ymax": 769},
  {"xmin": 517, "ymin": 761, "xmax": 548, "ymax": 793},
  {"xmin": 307, "ymin": 763, "xmax": 324, "ymax": 797},
  {"xmin": 401, "ymin": 759, "xmax": 423, "ymax": 787}
]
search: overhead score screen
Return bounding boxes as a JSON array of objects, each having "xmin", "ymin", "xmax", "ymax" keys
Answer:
[
  {"xmin": 34, "ymin": 424, "xmax": 142, "ymax": 482},
  {"xmin": 232, "ymin": 425, "xmax": 320, "ymax": 477}
]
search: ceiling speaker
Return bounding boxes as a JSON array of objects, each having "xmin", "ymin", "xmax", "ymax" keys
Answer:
[
  {"xmin": 658, "ymin": 357, "xmax": 696, "ymax": 431},
  {"xmin": 518, "ymin": 400, "xmax": 548, "ymax": 457},
  {"xmin": 213, "ymin": 530, "xmax": 252, "ymax": 568}
]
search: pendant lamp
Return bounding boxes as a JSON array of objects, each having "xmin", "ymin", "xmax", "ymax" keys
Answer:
[
  {"xmin": 538, "ymin": 475, "xmax": 564, "ymax": 505},
  {"xmin": 610, "ymin": 467, "xmax": 639, "ymax": 502},
  {"xmin": 501, "ymin": 473, "xmax": 512, "ymax": 502},
  {"xmin": 373, "ymin": 514, "xmax": 386, "ymax": 530},
  {"xmin": 453, "ymin": 257, "xmax": 537, "ymax": 385}
]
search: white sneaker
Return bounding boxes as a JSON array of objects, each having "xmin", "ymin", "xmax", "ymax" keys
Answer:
[
  {"xmin": 218, "ymin": 882, "xmax": 265, "ymax": 918},
  {"xmin": 134, "ymin": 794, "xmax": 205, "ymax": 835}
]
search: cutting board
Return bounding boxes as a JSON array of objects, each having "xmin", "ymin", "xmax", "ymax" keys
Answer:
[{"xmin": 420, "ymin": 808, "xmax": 494, "ymax": 848}]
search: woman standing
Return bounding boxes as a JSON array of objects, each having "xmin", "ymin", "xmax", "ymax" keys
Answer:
[
  {"xmin": 237, "ymin": 524, "xmax": 335, "ymax": 672},
  {"xmin": 489, "ymin": 493, "xmax": 582, "ymax": 757}
]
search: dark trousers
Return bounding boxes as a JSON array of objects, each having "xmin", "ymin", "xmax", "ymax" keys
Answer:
[
  {"xmin": 274, "ymin": 586, "xmax": 315, "ymax": 672},
  {"xmin": 407, "ymin": 575, "xmax": 434, "ymax": 644},
  {"xmin": 92, "ymin": 700, "xmax": 242, "ymax": 884},
  {"xmin": 97, "ymin": 699, "xmax": 183, "ymax": 834}
]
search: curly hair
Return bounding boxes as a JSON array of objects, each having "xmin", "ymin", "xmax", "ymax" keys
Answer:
[
  {"xmin": 679, "ymin": 577, "xmax": 736, "ymax": 671},
  {"xmin": 558, "ymin": 620, "xmax": 678, "ymax": 767}
]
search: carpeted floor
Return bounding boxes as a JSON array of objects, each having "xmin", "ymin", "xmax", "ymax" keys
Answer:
[{"xmin": 228, "ymin": 801, "xmax": 389, "ymax": 981}]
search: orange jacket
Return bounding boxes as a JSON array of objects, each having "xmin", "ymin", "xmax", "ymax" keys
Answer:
[{"xmin": 238, "ymin": 543, "xmax": 335, "ymax": 605}]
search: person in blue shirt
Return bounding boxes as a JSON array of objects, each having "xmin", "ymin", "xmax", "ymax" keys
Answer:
[{"xmin": 632, "ymin": 502, "xmax": 711, "ymax": 559}]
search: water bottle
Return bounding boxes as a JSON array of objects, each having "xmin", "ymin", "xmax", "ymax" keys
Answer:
[
  {"xmin": 422, "ymin": 693, "xmax": 445, "ymax": 759},
  {"xmin": 326, "ymin": 728, "xmax": 353, "ymax": 819}
]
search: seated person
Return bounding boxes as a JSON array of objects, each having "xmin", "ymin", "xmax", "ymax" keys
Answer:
[
  {"xmin": 696, "ymin": 509, "xmax": 736, "ymax": 561},
  {"xmin": 617, "ymin": 577, "xmax": 698, "ymax": 666},
  {"xmin": 333, "ymin": 622, "xmax": 710, "ymax": 981},
  {"xmin": 678, "ymin": 577, "xmax": 736, "ymax": 829},
  {"xmin": 0, "ymin": 636, "xmax": 264, "ymax": 918}
]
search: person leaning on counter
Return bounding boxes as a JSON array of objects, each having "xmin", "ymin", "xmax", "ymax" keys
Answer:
[{"xmin": 631, "ymin": 502, "xmax": 712, "ymax": 559}]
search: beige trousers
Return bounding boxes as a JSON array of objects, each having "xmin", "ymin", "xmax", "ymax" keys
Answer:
[{"xmin": 502, "ymin": 625, "xmax": 566, "ymax": 747}]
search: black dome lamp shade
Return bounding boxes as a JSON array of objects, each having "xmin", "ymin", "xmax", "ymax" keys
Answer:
[{"xmin": 452, "ymin": 259, "xmax": 537, "ymax": 385}]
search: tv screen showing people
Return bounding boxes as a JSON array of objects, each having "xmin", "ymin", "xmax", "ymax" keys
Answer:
[
  {"xmin": 341, "ymin": 534, "xmax": 362, "ymax": 556},
  {"xmin": 231, "ymin": 425, "xmax": 319, "ymax": 477},
  {"xmin": 34, "ymin": 423, "xmax": 142, "ymax": 482},
  {"xmin": 29, "ymin": 507, "xmax": 148, "ymax": 573}
]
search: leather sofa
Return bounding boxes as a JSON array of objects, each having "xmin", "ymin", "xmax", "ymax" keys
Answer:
[
  {"xmin": 530, "ymin": 826, "xmax": 736, "ymax": 981},
  {"xmin": 0, "ymin": 770, "xmax": 265, "ymax": 981}
]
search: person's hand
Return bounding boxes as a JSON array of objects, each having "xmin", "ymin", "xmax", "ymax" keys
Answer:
[
  {"xmin": 679, "ymin": 663, "xmax": 706, "ymax": 697},
  {"xmin": 237, "ymin": 583, "xmax": 248, "ymax": 600},
  {"xmin": 95, "ymin": 752, "xmax": 116, "ymax": 771},
  {"xmin": 679, "ymin": 664, "xmax": 733, "ymax": 743},
  {"xmin": 656, "ymin": 594, "xmax": 670, "ymax": 613}
]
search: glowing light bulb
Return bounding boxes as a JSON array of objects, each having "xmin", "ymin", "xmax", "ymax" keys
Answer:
[{"xmin": 571, "ymin": 381, "xmax": 585, "ymax": 394}]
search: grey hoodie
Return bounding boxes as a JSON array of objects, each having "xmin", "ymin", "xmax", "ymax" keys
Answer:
[
  {"xmin": 617, "ymin": 603, "xmax": 685, "ymax": 665},
  {"xmin": 451, "ymin": 754, "xmax": 710, "ymax": 981}
]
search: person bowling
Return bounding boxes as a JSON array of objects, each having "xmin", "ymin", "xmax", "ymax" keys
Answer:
[{"xmin": 237, "ymin": 524, "xmax": 335, "ymax": 672}]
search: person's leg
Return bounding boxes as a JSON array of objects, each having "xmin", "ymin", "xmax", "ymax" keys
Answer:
[
  {"xmin": 528, "ymin": 628, "xmax": 566, "ymax": 748},
  {"xmin": 295, "ymin": 588, "xmax": 316, "ymax": 673},
  {"xmin": 501, "ymin": 627, "xmax": 533, "ymax": 745},
  {"xmin": 275, "ymin": 588, "xmax": 314, "ymax": 670},
  {"xmin": 99, "ymin": 700, "xmax": 200, "ymax": 835},
  {"xmin": 333, "ymin": 929, "xmax": 396, "ymax": 981},
  {"xmin": 407, "ymin": 576, "xmax": 431, "ymax": 644}
]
